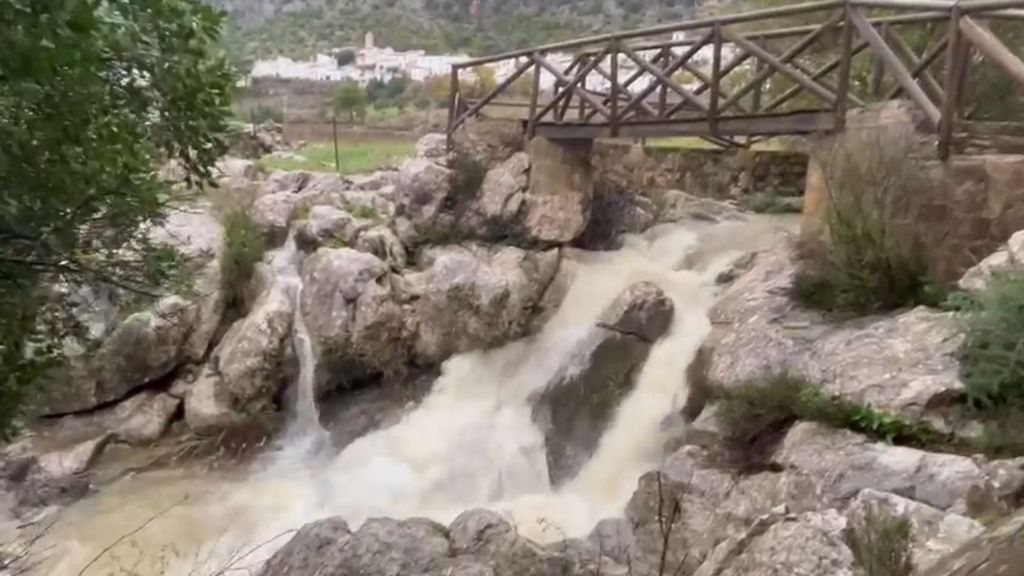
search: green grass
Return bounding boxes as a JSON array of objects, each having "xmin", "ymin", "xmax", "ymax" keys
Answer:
[
  {"xmin": 259, "ymin": 140, "xmax": 413, "ymax": 175},
  {"xmin": 645, "ymin": 137, "xmax": 785, "ymax": 151}
]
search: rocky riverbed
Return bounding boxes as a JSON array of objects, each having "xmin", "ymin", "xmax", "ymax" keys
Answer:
[{"xmin": 2, "ymin": 133, "xmax": 1023, "ymax": 576}]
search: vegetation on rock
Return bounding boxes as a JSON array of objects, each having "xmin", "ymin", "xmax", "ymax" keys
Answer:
[
  {"xmin": 220, "ymin": 210, "xmax": 267, "ymax": 318},
  {"xmin": 846, "ymin": 506, "xmax": 915, "ymax": 576},
  {"xmin": 959, "ymin": 272, "xmax": 1024, "ymax": 412},
  {"xmin": 792, "ymin": 131, "xmax": 939, "ymax": 314},
  {"xmin": 717, "ymin": 373, "xmax": 941, "ymax": 449},
  {"xmin": 0, "ymin": 0, "xmax": 233, "ymax": 434}
]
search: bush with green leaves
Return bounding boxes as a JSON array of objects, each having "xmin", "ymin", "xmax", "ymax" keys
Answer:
[
  {"xmin": 793, "ymin": 130, "xmax": 938, "ymax": 314},
  {"xmin": 959, "ymin": 271, "xmax": 1024, "ymax": 412},
  {"xmin": 449, "ymin": 153, "xmax": 487, "ymax": 207},
  {"xmin": 0, "ymin": 0, "xmax": 232, "ymax": 435},
  {"xmin": 716, "ymin": 373, "xmax": 940, "ymax": 448},
  {"xmin": 846, "ymin": 506, "xmax": 914, "ymax": 576},
  {"xmin": 220, "ymin": 210, "xmax": 266, "ymax": 317}
]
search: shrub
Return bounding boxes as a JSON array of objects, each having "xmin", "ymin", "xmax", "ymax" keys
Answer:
[
  {"xmin": 220, "ymin": 209, "xmax": 266, "ymax": 315},
  {"xmin": 959, "ymin": 271, "xmax": 1024, "ymax": 411},
  {"xmin": 846, "ymin": 506, "xmax": 914, "ymax": 576},
  {"xmin": 741, "ymin": 192, "xmax": 803, "ymax": 214},
  {"xmin": 794, "ymin": 130, "xmax": 937, "ymax": 314},
  {"xmin": 350, "ymin": 204, "xmax": 382, "ymax": 222},
  {"xmin": 717, "ymin": 373, "xmax": 940, "ymax": 447},
  {"xmin": 250, "ymin": 104, "xmax": 284, "ymax": 125},
  {"xmin": 448, "ymin": 153, "xmax": 486, "ymax": 207}
]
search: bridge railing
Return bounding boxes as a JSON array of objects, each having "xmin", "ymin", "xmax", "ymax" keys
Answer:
[{"xmin": 446, "ymin": 0, "xmax": 1024, "ymax": 158}]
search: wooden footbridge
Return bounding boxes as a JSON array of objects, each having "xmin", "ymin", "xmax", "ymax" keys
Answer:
[{"xmin": 446, "ymin": 0, "xmax": 1024, "ymax": 158}]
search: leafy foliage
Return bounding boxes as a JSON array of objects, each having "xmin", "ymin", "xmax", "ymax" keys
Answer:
[
  {"xmin": 959, "ymin": 271, "xmax": 1024, "ymax": 412},
  {"xmin": 215, "ymin": 0, "xmax": 695, "ymax": 58},
  {"xmin": 846, "ymin": 507, "xmax": 914, "ymax": 576},
  {"xmin": 449, "ymin": 153, "xmax": 487, "ymax": 207},
  {"xmin": 792, "ymin": 131, "xmax": 938, "ymax": 314},
  {"xmin": 250, "ymin": 104, "xmax": 284, "ymax": 125},
  {"xmin": 716, "ymin": 373, "xmax": 940, "ymax": 448},
  {"xmin": 334, "ymin": 81, "xmax": 369, "ymax": 122},
  {"xmin": 0, "ymin": 0, "xmax": 233, "ymax": 434},
  {"xmin": 220, "ymin": 210, "xmax": 266, "ymax": 317}
]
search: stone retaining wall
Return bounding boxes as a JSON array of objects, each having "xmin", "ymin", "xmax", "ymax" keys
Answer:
[{"xmin": 592, "ymin": 141, "xmax": 808, "ymax": 199}]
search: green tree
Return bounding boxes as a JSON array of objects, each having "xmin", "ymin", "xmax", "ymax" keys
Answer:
[
  {"xmin": 334, "ymin": 48, "xmax": 357, "ymax": 67},
  {"xmin": 334, "ymin": 81, "xmax": 369, "ymax": 122},
  {"xmin": 0, "ymin": 0, "xmax": 233, "ymax": 435}
]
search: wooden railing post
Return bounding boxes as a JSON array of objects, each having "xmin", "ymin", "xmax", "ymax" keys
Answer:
[
  {"xmin": 659, "ymin": 47, "xmax": 671, "ymax": 118},
  {"xmin": 835, "ymin": 1, "xmax": 854, "ymax": 132},
  {"xmin": 447, "ymin": 66, "xmax": 459, "ymax": 149},
  {"xmin": 610, "ymin": 42, "xmax": 621, "ymax": 137},
  {"xmin": 939, "ymin": 4, "xmax": 965, "ymax": 160},
  {"xmin": 527, "ymin": 53, "xmax": 542, "ymax": 143},
  {"xmin": 710, "ymin": 24, "xmax": 722, "ymax": 136}
]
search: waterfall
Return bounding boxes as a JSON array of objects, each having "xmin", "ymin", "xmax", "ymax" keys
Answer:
[
  {"xmin": 36, "ymin": 217, "xmax": 796, "ymax": 576},
  {"xmin": 270, "ymin": 233, "xmax": 329, "ymax": 453}
]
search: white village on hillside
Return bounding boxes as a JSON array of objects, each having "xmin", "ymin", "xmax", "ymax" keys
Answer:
[{"xmin": 250, "ymin": 31, "xmax": 734, "ymax": 93}]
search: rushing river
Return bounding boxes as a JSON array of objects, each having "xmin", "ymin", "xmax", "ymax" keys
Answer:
[{"xmin": 35, "ymin": 216, "xmax": 796, "ymax": 575}]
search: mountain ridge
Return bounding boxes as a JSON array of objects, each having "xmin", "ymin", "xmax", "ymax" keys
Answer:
[{"xmin": 212, "ymin": 0, "xmax": 706, "ymax": 58}]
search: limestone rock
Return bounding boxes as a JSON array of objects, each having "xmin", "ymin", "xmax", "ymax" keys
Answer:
[
  {"xmin": 113, "ymin": 393, "xmax": 181, "ymax": 445},
  {"xmin": 184, "ymin": 368, "xmax": 236, "ymax": 432},
  {"xmin": 452, "ymin": 121, "xmax": 525, "ymax": 167},
  {"xmin": 521, "ymin": 138, "xmax": 592, "ymax": 244},
  {"xmin": 959, "ymin": 229, "xmax": 1024, "ymax": 293},
  {"xmin": 149, "ymin": 208, "xmax": 224, "ymax": 262},
  {"xmin": 323, "ymin": 517, "xmax": 450, "ymax": 576},
  {"xmin": 36, "ymin": 435, "xmax": 111, "ymax": 478},
  {"xmin": 184, "ymin": 259, "xmax": 227, "ymax": 362},
  {"xmin": 706, "ymin": 245, "xmax": 968, "ymax": 432},
  {"xmin": 921, "ymin": 508, "xmax": 1024, "ymax": 576},
  {"xmin": 406, "ymin": 244, "xmax": 560, "ymax": 365},
  {"xmin": 294, "ymin": 205, "xmax": 356, "ymax": 249},
  {"xmin": 450, "ymin": 509, "xmax": 608, "ymax": 576},
  {"xmin": 259, "ymin": 517, "xmax": 351, "ymax": 576},
  {"xmin": 251, "ymin": 191, "xmax": 305, "ymax": 240},
  {"xmin": 461, "ymin": 152, "xmax": 529, "ymax": 237},
  {"xmin": 300, "ymin": 247, "xmax": 391, "ymax": 348},
  {"xmin": 46, "ymin": 296, "xmax": 196, "ymax": 415},
  {"xmin": 533, "ymin": 282, "xmax": 674, "ymax": 485},
  {"xmin": 776, "ymin": 422, "xmax": 985, "ymax": 511},
  {"xmin": 65, "ymin": 284, "xmax": 119, "ymax": 343},
  {"xmin": 652, "ymin": 189, "xmax": 744, "ymax": 223},
  {"xmin": 847, "ymin": 489, "xmax": 985, "ymax": 571},
  {"xmin": 208, "ymin": 278, "xmax": 294, "ymax": 418},
  {"xmin": 694, "ymin": 510, "xmax": 855, "ymax": 576},
  {"xmin": 218, "ymin": 158, "xmax": 260, "ymax": 182},
  {"xmin": 355, "ymin": 226, "xmax": 407, "ymax": 270},
  {"xmin": 395, "ymin": 157, "xmax": 453, "ymax": 233},
  {"xmin": 416, "ymin": 133, "xmax": 449, "ymax": 162},
  {"xmin": 350, "ymin": 170, "xmax": 398, "ymax": 192},
  {"xmin": 587, "ymin": 518, "xmax": 636, "ymax": 566},
  {"xmin": 15, "ymin": 435, "xmax": 111, "ymax": 511}
]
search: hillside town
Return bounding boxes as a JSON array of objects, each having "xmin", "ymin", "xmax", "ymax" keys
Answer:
[{"xmin": 249, "ymin": 31, "xmax": 732, "ymax": 93}]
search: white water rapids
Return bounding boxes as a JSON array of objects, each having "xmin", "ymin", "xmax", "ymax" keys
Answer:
[{"xmin": 34, "ymin": 217, "xmax": 795, "ymax": 575}]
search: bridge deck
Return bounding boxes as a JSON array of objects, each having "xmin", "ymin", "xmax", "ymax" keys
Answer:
[{"xmin": 446, "ymin": 0, "xmax": 1024, "ymax": 158}]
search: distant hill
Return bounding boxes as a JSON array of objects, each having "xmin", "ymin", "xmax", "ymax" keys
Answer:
[{"xmin": 211, "ymin": 0, "xmax": 707, "ymax": 59}]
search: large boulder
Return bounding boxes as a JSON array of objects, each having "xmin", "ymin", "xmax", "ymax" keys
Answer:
[
  {"xmin": 532, "ymin": 282, "xmax": 674, "ymax": 485},
  {"xmin": 263, "ymin": 517, "xmax": 450, "ymax": 576},
  {"xmin": 705, "ymin": 244, "xmax": 969, "ymax": 433},
  {"xmin": 395, "ymin": 157, "xmax": 453, "ymax": 235},
  {"xmin": 185, "ymin": 276, "xmax": 294, "ymax": 430},
  {"xmin": 922, "ymin": 508, "xmax": 1024, "ymax": 576},
  {"xmin": 44, "ymin": 296, "xmax": 197, "ymax": 415},
  {"xmin": 14, "ymin": 435, "xmax": 111, "ymax": 512},
  {"xmin": 405, "ymin": 244, "xmax": 560, "ymax": 365},
  {"xmin": 776, "ymin": 422, "xmax": 986, "ymax": 511},
  {"xmin": 959, "ymin": 229, "xmax": 1024, "ymax": 293},
  {"xmin": 693, "ymin": 510, "xmax": 855, "ymax": 576},
  {"xmin": 460, "ymin": 152, "xmax": 530, "ymax": 239},
  {"xmin": 846, "ymin": 489, "xmax": 985, "ymax": 572},
  {"xmin": 113, "ymin": 392, "xmax": 181, "ymax": 445}
]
